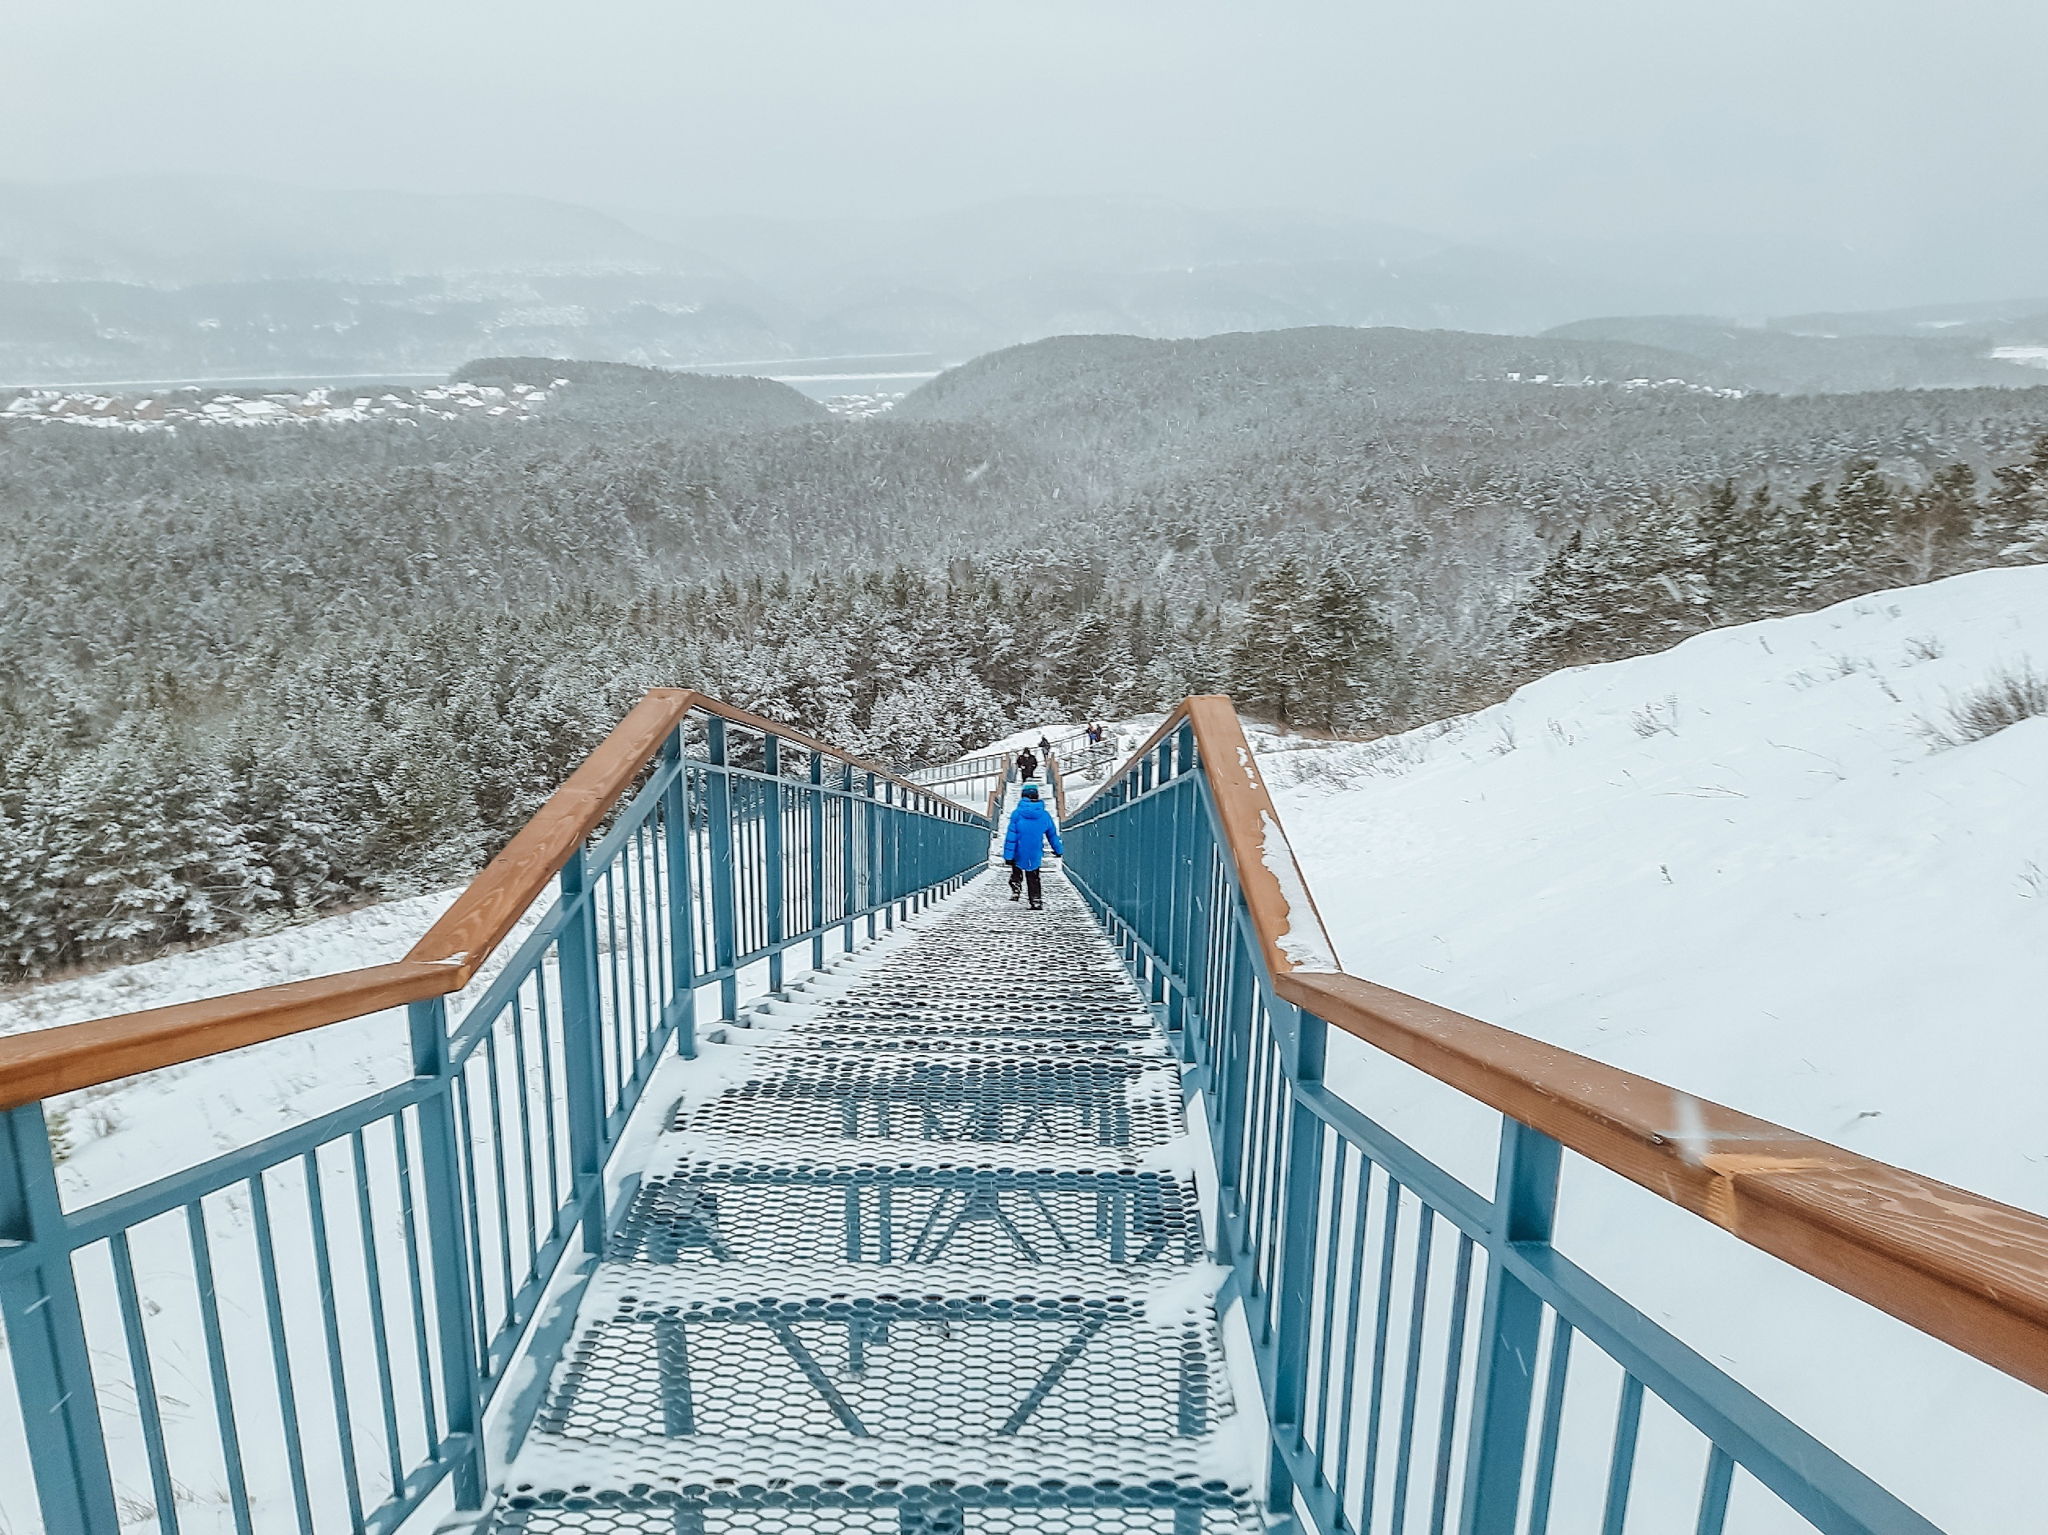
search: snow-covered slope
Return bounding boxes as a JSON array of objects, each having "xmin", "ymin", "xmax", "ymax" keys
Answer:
[{"xmin": 1259, "ymin": 565, "xmax": 2048, "ymax": 1532}]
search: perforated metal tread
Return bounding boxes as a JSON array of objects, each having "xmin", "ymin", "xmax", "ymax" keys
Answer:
[
  {"xmin": 488, "ymin": 870, "xmax": 1262, "ymax": 1534},
  {"xmin": 612, "ymin": 1163, "xmax": 1202, "ymax": 1269}
]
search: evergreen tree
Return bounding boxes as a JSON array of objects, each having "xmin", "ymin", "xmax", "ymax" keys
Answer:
[
  {"xmin": 1298, "ymin": 566, "xmax": 1394, "ymax": 733},
  {"xmin": 1230, "ymin": 561, "xmax": 1311, "ymax": 723}
]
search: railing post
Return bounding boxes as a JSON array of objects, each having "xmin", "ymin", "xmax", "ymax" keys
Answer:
[
  {"xmin": 406, "ymin": 997, "xmax": 488, "ymax": 1508},
  {"xmin": 705, "ymin": 718, "xmax": 740, "ymax": 1022},
  {"xmin": 1459, "ymin": 1118, "xmax": 1564, "ymax": 1535},
  {"xmin": 553, "ymin": 848, "xmax": 610, "ymax": 1254},
  {"xmin": 763, "ymin": 734, "xmax": 786, "ymax": 993},
  {"xmin": 1264, "ymin": 992, "xmax": 1329, "ymax": 1515},
  {"xmin": 882, "ymin": 779, "xmax": 897, "ymax": 931},
  {"xmin": 0, "ymin": 1104, "xmax": 120, "ymax": 1535},
  {"xmin": 841, "ymin": 760, "xmax": 859, "ymax": 952},
  {"xmin": 659, "ymin": 727, "xmax": 698, "ymax": 1058},
  {"xmin": 810, "ymin": 752, "xmax": 828, "ymax": 972},
  {"xmin": 1215, "ymin": 920, "xmax": 1255, "ymax": 1213},
  {"xmin": 864, "ymin": 771, "xmax": 880, "ymax": 940}
]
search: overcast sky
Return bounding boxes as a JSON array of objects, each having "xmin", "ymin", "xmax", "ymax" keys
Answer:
[{"xmin": 6, "ymin": 1, "xmax": 2044, "ymax": 308}]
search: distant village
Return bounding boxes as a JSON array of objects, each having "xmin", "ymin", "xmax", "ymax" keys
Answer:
[{"xmin": 0, "ymin": 378, "xmax": 564, "ymax": 431}]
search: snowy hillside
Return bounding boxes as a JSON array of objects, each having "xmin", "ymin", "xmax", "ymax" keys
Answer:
[{"xmin": 1256, "ymin": 565, "xmax": 2048, "ymax": 1532}]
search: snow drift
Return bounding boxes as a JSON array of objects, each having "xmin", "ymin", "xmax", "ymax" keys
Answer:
[{"xmin": 1259, "ymin": 564, "xmax": 2048, "ymax": 1533}]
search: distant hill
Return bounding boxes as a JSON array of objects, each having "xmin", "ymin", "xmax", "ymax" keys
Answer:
[
  {"xmin": 452, "ymin": 356, "xmax": 827, "ymax": 429},
  {"xmin": 1544, "ymin": 314, "xmax": 2045, "ymax": 392},
  {"xmin": 5, "ymin": 178, "xmax": 2042, "ymax": 391},
  {"xmin": 892, "ymin": 326, "xmax": 1741, "ymax": 475},
  {"xmin": 1766, "ymin": 296, "xmax": 2048, "ymax": 344}
]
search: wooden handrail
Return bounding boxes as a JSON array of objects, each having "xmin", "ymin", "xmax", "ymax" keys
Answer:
[
  {"xmin": 1081, "ymin": 694, "xmax": 2048, "ymax": 1394},
  {"xmin": 1281, "ymin": 970, "xmax": 2048, "ymax": 1394},
  {"xmin": 0, "ymin": 963, "xmax": 455, "ymax": 1111},
  {"xmin": 0, "ymin": 690, "xmax": 986, "ymax": 1112}
]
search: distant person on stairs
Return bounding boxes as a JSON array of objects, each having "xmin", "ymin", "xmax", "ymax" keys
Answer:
[
  {"xmin": 1002, "ymin": 784, "xmax": 1062, "ymax": 909},
  {"xmin": 1016, "ymin": 746, "xmax": 1039, "ymax": 780}
]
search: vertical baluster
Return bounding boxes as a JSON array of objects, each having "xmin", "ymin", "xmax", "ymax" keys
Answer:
[
  {"xmin": 704, "ymin": 718, "xmax": 740, "ymax": 1021},
  {"xmin": 349, "ymin": 1129, "xmax": 409, "ymax": 1496},
  {"xmin": 480, "ymin": 1027, "xmax": 519, "ymax": 1313},
  {"xmin": 882, "ymin": 778, "xmax": 897, "ymax": 930},
  {"xmin": 660, "ymin": 727, "xmax": 698, "ymax": 1057},
  {"xmin": 0, "ymin": 1102, "xmax": 121, "ymax": 1535},
  {"xmin": 392, "ymin": 1115, "xmax": 444, "ymax": 1450},
  {"xmin": 532, "ymin": 972, "xmax": 565, "ymax": 1223},
  {"xmin": 864, "ymin": 770, "xmax": 880, "ymax": 940},
  {"xmin": 1388, "ymin": 1207, "xmax": 1437, "ymax": 1529},
  {"xmin": 1215, "ymin": 926, "xmax": 1255, "ymax": 1209},
  {"xmin": 764, "ymin": 734, "xmax": 786, "ymax": 990},
  {"xmin": 407, "ymin": 998, "xmax": 487, "ymax": 1506},
  {"xmin": 601, "ymin": 862, "xmax": 629, "ymax": 1112},
  {"xmin": 1331, "ymin": 1158, "xmax": 1377, "ymax": 1520},
  {"xmin": 109, "ymin": 1230, "xmax": 182, "ymax": 1535},
  {"xmin": 1526, "ymin": 1315, "xmax": 1575, "ymax": 1535},
  {"xmin": 841, "ymin": 760, "xmax": 859, "ymax": 952},
  {"xmin": 1428, "ymin": 1233, "xmax": 1478, "ymax": 1535},
  {"xmin": 632, "ymin": 821, "xmax": 658, "ymax": 1068},
  {"xmin": 1600, "ymin": 1374, "xmax": 1646, "ymax": 1535},
  {"xmin": 246, "ymin": 1172, "xmax": 316, "ymax": 1535},
  {"xmin": 187, "ymin": 1199, "xmax": 257, "ymax": 1535},
  {"xmin": 555, "ymin": 847, "xmax": 610, "ymax": 1256},
  {"xmin": 450, "ymin": 1073, "xmax": 491, "ymax": 1356},
  {"xmin": 1358, "ymin": 1179, "xmax": 1406, "ymax": 1532},
  {"xmin": 505, "ymin": 991, "xmax": 543, "ymax": 1269},
  {"xmin": 1155, "ymin": 753, "xmax": 1179, "ymax": 1009},
  {"xmin": 1458, "ymin": 1118, "xmax": 1563, "ymax": 1535},
  {"xmin": 1265, "ymin": 990, "xmax": 1328, "ymax": 1515},
  {"xmin": 1695, "ymin": 1445, "xmax": 1736, "ymax": 1535},
  {"xmin": 1310, "ymin": 1140, "xmax": 1350, "ymax": 1461},
  {"xmin": 301, "ymin": 1150, "xmax": 368, "ymax": 1531},
  {"xmin": 810, "ymin": 752, "xmax": 828, "ymax": 971}
]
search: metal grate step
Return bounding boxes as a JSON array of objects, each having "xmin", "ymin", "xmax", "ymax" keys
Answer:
[
  {"xmin": 611, "ymin": 1163, "xmax": 1202, "ymax": 1269},
  {"xmin": 486, "ymin": 871, "xmax": 1260, "ymax": 1533},
  {"xmin": 679, "ymin": 1056, "xmax": 1185, "ymax": 1149}
]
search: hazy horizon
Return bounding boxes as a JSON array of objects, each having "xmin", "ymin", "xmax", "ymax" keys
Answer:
[{"xmin": 5, "ymin": 0, "xmax": 2045, "ymax": 316}]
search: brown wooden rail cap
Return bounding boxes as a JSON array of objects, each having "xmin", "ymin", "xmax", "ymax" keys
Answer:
[
  {"xmin": 0, "ymin": 689, "xmax": 986, "ymax": 1112},
  {"xmin": 0, "ymin": 961, "xmax": 456, "ymax": 1111},
  {"xmin": 1280, "ymin": 968, "xmax": 2048, "ymax": 1394}
]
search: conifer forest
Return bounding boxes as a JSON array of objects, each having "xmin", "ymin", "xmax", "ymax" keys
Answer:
[{"xmin": 4, "ymin": 335, "xmax": 2046, "ymax": 979}]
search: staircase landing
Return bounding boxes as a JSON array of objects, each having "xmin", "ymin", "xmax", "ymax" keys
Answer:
[{"xmin": 487, "ymin": 871, "xmax": 1264, "ymax": 1534}]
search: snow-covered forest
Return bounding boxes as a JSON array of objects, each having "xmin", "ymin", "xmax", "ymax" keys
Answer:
[{"xmin": 3, "ymin": 336, "xmax": 2046, "ymax": 980}]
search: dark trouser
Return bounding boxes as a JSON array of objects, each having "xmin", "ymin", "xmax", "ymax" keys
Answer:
[{"xmin": 1009, "ymin": 864, "xmax": 1042, "ymax": 903}]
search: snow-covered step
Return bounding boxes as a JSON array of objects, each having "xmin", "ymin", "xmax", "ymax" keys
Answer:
[{"xmin": 485, "ymin": 873, "xmax": 1258, "ymax": 1534}]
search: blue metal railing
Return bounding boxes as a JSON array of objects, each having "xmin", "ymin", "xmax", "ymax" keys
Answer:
[
  {"xmin": 0, "ymin": 698, "xmax": 989, "ymax": 1535},
  {"xmin": 1061, "ymin": 700, "xmax": 1962, "ymax": 1535}
]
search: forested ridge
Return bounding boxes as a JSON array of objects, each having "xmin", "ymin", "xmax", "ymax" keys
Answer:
[{"xmin": 3, "ymin": 333, "xmax": 2045, "ymax": 979}]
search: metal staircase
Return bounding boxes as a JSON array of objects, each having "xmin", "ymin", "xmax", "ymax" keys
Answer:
[
  {"xmin": 488, "ymin": 871, "xmax": 1263, "ymax": 1533},
  {"xmin": 8, "ymin": 692, "xmax": 2044, "ymax": 1535}
]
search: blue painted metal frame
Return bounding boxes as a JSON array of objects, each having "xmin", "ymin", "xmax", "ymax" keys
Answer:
[
  {"xmin": 0, "ymin": 713, "xmax": 990, "ymax": 1535},
  {"xmin": 1061, "ymin": 720, "xmax": 1944, "ymax": 1535}
]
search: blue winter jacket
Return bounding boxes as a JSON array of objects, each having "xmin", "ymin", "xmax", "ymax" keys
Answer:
[{"xmin": 1002, "ymin": 796, "xmax": 1063, "ymax": 872}]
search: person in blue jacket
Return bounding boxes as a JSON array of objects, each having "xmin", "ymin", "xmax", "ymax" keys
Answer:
[{"xmin": 1002, "ymin": 784, "xmax": 1063, "ymax": 909}]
